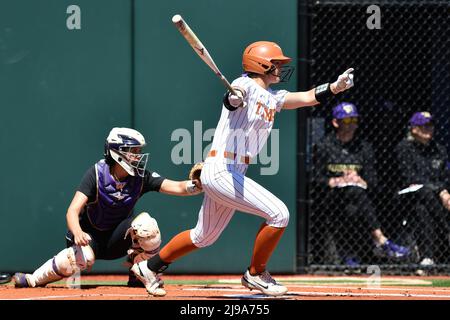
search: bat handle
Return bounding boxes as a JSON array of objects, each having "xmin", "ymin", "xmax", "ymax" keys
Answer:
[{"xmin": 219, "ymin": 75, "xmax": 238, "ymax": 96}]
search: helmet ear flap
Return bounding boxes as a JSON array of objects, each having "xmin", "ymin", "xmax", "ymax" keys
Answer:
[
  {"xmin": 104, "ymin": 141, "xmax": 115, "ymax": 165},
  {"xmin": 265, "ymin": 64, "xmax": 276, "ymax": 75},
  {"xmin": 243, "ymin": 55, "xmax": 274, "ymax": 75},
  {"xmin": 104, "ymin": 141, "xmax": 109, "ymax": 159}
]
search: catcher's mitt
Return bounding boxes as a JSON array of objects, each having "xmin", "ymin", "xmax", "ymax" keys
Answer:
[{"xmin": 189, "ymin": 162, "xmax": 204, "ymax": 182}]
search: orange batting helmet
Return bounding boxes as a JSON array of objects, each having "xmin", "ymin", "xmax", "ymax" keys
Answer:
[{"xmin": 242, "ymin": 41, "xmax": 292, "ymax": 75}]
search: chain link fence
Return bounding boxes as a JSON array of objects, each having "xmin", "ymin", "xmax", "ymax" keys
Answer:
[{"xmin": 305, "ymin": 0, "xmax": 450, "ymax": 274}]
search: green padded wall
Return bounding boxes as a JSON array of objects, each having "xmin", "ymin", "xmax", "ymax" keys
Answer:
[
  {"xmin": 0, "ymin": 0, "xmax": 132, "ymax": 272},
  {"xmin": 0, "ymin": 0, "xmax": 298, "ymax": 274}
]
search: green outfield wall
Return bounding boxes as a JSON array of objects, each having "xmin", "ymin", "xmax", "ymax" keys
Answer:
[{"xmin": 0, "ymin": 0, "xmax": 298, "ymax": 274}]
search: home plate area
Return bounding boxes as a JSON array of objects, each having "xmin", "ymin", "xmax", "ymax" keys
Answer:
[{"xmin": 1, "ymin": 274, "xmax": 450, "ymax": 300}]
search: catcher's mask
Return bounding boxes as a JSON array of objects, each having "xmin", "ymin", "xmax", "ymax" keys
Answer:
[
  {"xmin": 104, "ymin": 127, "xmax": 149, "ymax": 177},
  {"xmin": 242, "ymin": 41, "xmax": 294, "ymax": 82}
]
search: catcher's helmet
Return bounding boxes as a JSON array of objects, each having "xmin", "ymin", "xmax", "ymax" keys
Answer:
[
  {"xmin": 242, "ymin": 41, "xmax": 292, "ymax": 75},
  {"xmin": 104, "ymin": 127, "xmax": 149, "ymax": 177}
]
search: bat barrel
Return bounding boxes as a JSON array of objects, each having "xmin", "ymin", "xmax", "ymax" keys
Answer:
[{"xmin": 172, "ymin": 14, "xmax": 236, "ymax": 96}]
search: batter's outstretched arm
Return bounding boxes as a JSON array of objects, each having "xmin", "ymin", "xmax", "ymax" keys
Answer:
[
  {"xmin": 283, "ymin": 89, "xmax": 319, "ymax": 109},
  {"xmin": 283, "ymin": 68, "xmax": 354, "ymax": 110}
]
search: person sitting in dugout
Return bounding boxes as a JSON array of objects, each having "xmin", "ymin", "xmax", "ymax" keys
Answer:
[
  {"xmin": 311, "ymin": 102, "xmax": 410, "ymax": 266},
  {"xmin": 394, "ymin": 111, "xmax": 450, "ymax": 266}
]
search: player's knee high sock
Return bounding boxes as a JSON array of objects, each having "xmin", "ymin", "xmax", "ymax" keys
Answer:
[
  {"xmin": 159, "ymin": 230, "xmax": 198, "ymax": 263},
  {"xmin": 249, "ymin": 223, "xmax": 285, "ymax": 275}
]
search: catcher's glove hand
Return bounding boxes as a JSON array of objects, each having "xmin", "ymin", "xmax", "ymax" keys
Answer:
[
  {"xmin": 189, "ymin": 162, "xmax": 203, "ymax": 181},
  {"xmin": 186, "ymin": 162, "xmax": 203, "ymax": 194}
]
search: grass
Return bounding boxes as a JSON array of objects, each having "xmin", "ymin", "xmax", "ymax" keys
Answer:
[
  {"xmin": 47, "ymin": 277, "xmax": 450, "ymax": 288},
  {"xmin": 428, "ymin": 279, "xmax": 450, "ymax": 287}
]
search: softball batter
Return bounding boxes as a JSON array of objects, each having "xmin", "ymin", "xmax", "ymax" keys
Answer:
[{"xmin": 132, "ymin": 41, "xmax": 354, "ymax": 296}]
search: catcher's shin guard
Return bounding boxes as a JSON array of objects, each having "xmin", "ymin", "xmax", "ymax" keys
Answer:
[{"xmin": 24, "ymin": 245, "xmax": 95, "ymax": 287}]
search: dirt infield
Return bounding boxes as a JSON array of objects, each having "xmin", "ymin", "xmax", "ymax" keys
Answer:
[{"xmin": 1, "ymin": 274, "xmax": 450, "ymax": 300}]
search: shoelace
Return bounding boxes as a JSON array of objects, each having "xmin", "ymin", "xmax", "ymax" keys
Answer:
[{"xmin": 260, "ymin": 271, "xmax": 277, "ymax": 285}]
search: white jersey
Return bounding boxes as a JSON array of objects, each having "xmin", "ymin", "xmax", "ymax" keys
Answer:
[
  {"xmin": 189, "ymin": 74, "xmax": 290, "ymax": 250},
  {"xmin": 207, "ymin": 75, "xmax": 288, "ymax": 162}
]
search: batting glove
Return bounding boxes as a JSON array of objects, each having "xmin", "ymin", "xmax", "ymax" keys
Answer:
[
  {"xmin": 332, "ymin": 68, "xmax": 354, "ymax": 93},
  {"xmin": 228, "ymin": 87, "xmax": 247, "ymax": 108}
]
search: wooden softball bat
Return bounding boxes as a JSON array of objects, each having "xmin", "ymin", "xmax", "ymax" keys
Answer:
[{"xmin": 172, "ymin": 14, "xmax": 238, "ymax": 96}]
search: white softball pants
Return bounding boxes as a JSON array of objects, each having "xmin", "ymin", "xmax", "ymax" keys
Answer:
[{"xmin": 190, "ymin": 161, "xmax": 289, "ymax": 248}]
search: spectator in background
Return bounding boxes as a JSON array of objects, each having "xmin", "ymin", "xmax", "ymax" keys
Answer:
[
  {"xmin": 441, "ymin": 181, "xmax": 450, "ymax": 211},
  {"xmin": 394, "ymin": 111, "xmax": 450, "ymax": 266},
  {"xmin": 311, "ymin": 102, "xmax": 409, "ymax": 266}
]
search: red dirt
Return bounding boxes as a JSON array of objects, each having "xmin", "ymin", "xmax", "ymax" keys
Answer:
[{"xmin": 1, "ymin": 274, "xmax": 450, "ymax": 300}]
